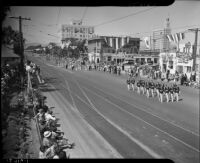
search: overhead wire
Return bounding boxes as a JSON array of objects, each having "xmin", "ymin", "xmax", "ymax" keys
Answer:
[
  {"xmin": 56, "ymin": 7, "xmax": 61, "ymax": 26},
  {"xmin": 94, "ymin": 7, "xmax": 156, "ymax": 27},
  {"xmin": 81, "ymin": 7, "xmax": 88, "ymax": 24}
]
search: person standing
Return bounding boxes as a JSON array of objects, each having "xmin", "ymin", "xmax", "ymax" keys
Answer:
[
  {"xmin": 169, "ymin": 85, "xmax": 174, "ymax": 102},
  {"xmin": 174, "ymin": 84, "xmax": 180, "ymax": 102},
  {"xmin": 141, "ymin": 80, "xmax": 145, "ymax": 94},
  {"xmin": 136, "ymin": 80, "xmax": 141, "ymax": 94},
  {"xmin": 145, "ymin": 81, "xmax": 150, "ymax": 98},
  {"xmin": 126, "ymin": 77, "xmax": 131, "ymax": 91},
  {"xmin": 150, "ymin": 80, "xmax": 155, "ymax": 98},
  {"xmin": 164, "ymin": 85, "xmax": 170, "ymax": 102},
  {"xmin": 159, "ymin": 84, "xmax": 164, "ymax": 103},
  {"xmin": 130, "ymin": 76, "xmax": 135, "ymax": 91}
]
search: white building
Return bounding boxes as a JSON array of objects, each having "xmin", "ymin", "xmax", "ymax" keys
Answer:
[{"xmin": 61, "ymin": 20, "xmax": 95, "ymax": 42}]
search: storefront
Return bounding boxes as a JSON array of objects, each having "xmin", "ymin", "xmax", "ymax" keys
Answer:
[
  {"xmin": 88, "ymin": 52, "xmax": 100, "ymax": 63},
  {"xmin": 176, "ymin": 57, "xmax": 193, "ymax": 79},
  {"xmin": 159, "ymin": 52, "xmax": 176, "ymax": 74}
]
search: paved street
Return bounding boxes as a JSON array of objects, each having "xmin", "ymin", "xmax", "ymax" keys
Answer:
[{"xmin": 27, "ymin": 53, "xmax": 199, "ymax": 162}]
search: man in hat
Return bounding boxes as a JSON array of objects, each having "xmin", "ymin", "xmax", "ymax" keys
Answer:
[{"xmin": 43, "ymin": 131, "xmax": 58, "ymax": 148}]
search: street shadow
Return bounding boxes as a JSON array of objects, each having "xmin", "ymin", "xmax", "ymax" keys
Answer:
[
  {"xmin": 43, "ymin": 77, "xmax": 58, "ymax": 84},
  {"xmin": 39, "ymin": 87, "xmax": 59, "ymax": 92}
]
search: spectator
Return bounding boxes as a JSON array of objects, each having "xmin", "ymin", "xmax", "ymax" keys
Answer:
[
  {"xmin": 39, "ymin": 145, "xmax": 47, "ymax": 159},
  {"xmin": 43, "ymin": 131, "xmax": 56, "ymax": 148},
  {"xmin": 34, "ymin": 109, "xmax": 45, "ymax": 123},
  {"xmin": 45, "ymin": 110, "xmax": 56, "ymax": 123},
  {"xmin": 58, "ymin": 151, "xmax": 68, "ymax": 159}
]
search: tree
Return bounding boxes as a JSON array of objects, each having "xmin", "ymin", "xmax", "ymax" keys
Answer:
[
  {"xmin": 1, "ymin": 6, "xmax": 10, "ymax": 24},
  {"xmin": 2, "ymin": 25, "xmax": 26, "ymax": 56}
]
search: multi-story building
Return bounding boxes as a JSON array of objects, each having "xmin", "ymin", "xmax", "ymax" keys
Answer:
[
  {"xmin": 152, "ymin": 18, "xmax": 171, "ymax": 52},
  {"xmin": 61, "ymin": 20, "xmax": 95, "ymax": 43},
  {"xmin": 87, "ymin": 35, "xmax": 140, "ymax": 63}
]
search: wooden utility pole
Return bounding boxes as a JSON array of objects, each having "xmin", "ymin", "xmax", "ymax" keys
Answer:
[
  {"xmin": 9, "ymin": 16, "xmax": 31, "ymax": 89},
  {"xmin": 188, "ymin": 28, "xmax": 200, "ymax": 71}
]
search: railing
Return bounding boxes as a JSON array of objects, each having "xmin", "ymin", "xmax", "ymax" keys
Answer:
[{"xmin": 27, "ymin": 71, "xmax": 42, "ymax": 145}]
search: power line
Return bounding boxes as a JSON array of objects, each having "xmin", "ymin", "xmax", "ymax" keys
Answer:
[
  {"xmin": 94, "ymin": 7, "xmax": 156, "ymax": 27},
  {"xmin": 56, "ymin": 7, "xmax": 61, "ymax": 26},
  {"xmin": 81, "ymin": 7, "xmax": 88, "ymax": 24}
]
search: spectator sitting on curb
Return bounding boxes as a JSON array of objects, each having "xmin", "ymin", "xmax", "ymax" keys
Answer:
[
  {"xmin": 39, "ymin": 145, "xmax": 47, "ymax": 159},
  {"xmin": 34, "ymin": 109, "xmax": 45, "ymax": 123},
  {"xmin": 45, "ymin": 110, "xmax": 56, "ymax": 122},
  {"xmin": 43, "ymin": 131, "xmax": 58, "ymax": 148}
]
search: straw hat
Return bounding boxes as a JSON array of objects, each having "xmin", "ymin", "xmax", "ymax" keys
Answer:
[{"xmin": 44, "ymin": 131, "xmax": 52, "ymax": 138}]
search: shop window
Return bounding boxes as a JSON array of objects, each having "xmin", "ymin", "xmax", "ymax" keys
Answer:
[{"xmin": 187, "ymin": 66, "xmax": 191, "ymax": 73}]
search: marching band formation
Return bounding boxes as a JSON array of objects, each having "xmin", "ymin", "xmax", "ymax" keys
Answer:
[{"xmin": 126, "ymin": 75, "xmax": 180, "ymax": 103}]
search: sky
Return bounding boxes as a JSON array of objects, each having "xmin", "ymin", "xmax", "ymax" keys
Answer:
[{"xmin": 3, "ymin": 1, "xmax": 200, "ymax": 49}]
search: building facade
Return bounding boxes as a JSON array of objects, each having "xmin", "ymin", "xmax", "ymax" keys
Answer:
[
  {"xmin": 61, "ymin": 20, "xmax": 95, "ymax": 42},
  {"xmin": 87, "ymin": 36, "xmax": 140, "ymax": 63},
  {"xmin": 152, "ymin": 18, "xmax": 171, "ymax": 52}
]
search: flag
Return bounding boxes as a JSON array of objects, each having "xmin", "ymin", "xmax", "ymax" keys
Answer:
[
  {"xmin": 144, "ymin": 37, "xmax": 150, "ymax": 49},
  {"xmin": 116, "ymin": 37, "xmax": 118, "ymax": 50},
  {"xmin": 122, "ymin": 37, "xmax": 125, "ymax": 47},
  {"xmin": 179, "ymin": 32, "xmax": 185, "ymax": 40},
  {"xmin": 167, "ymin": 34, "xmax": 174, "ymax": 42},
  {"xmin": 174, "ymin": 33, "xmax": 181, "ymax": 43},
  {"xmin": 104, "ymin": 37, "xmax": 107, "ymax": 43},
  {"xmin": 109, "ymin": 37, "xmax": 113, "ymax": 47},
  {"xmin": 127, "ymin": 37, "xmax": 130, "ymax": 44}
]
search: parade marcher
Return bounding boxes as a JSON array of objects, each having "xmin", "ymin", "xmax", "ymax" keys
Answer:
[
  {"xmin": 141, "ymin": 80, "xmax": 145, "ymax": 95},
  {"xmin": 155, "ymin": 82, "xmax": 160, "ymax": 100},
  {"xmin": 126, "ymin": 77, "xmax": 131, "ymax": 91},
  {"xmin": 150, "ymin": 80, "xmax": 155, "ymax": 98},
  {"xmin": 174, "ymin": 84, "xmax": 180, "ymax": 102},
  {"xmin": 164, "ymin": 84, "xmax": 170, "ymax": 103},
  {"xmin": 145, "ymin": 81, "xmax": 150, "ymax": 98},
  {"xmin": 169, "ymin": 85, "xmax": 174, "ymax": 102},
  {"xmin": 130, "ymin": 76, "xmax": 135, "ymax": 91},
  {"xmin": 136, "ymin": 80, "xmax": 141, "ymax": 94},
  {"xmin": 159, "ymin": 84, "xmax": 164, "ymax": 103}
]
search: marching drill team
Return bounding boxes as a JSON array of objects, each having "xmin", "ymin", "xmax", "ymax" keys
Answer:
[{"xmin": 126, "ymin": 75, "xmax": 180, "ymax": 103}]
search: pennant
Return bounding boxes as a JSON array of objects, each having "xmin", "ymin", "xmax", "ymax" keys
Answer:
[
  {"xmin": 118, "ymin": 37, "xmax": 121, "ymax": 49},
  {"xmin": 144, "ymin": 37, "xmax": 150, "ymax": 49},
  {"xmin": 122, "ymin": 37, "xmax": 125, "ymax": 47},
  {"xmin": 179, "ymin": 32, "xmax": 185, "ymax": 40},
  {"xmin": 109, "ymin": 37, "xmax": 113, "ymax": 47},
  {"xmin": 116, "ymin": 37, "xmax": 118, "ymax": 50},
  {"xmin": 104, "ymin": 37, "xmax": 107, "ymax": 43},
  {"xmin": 127, "ymin": 37, "xmax": 130, "ymax": 44},
  {"xmin": 167, "ymin": 35, "xmax": 172, "ymax": 42},
  {"xmin": 174, "ymin": 33, "xmax": 181, "ymax": 43},
  {"xmin": 113, "ymin": 38, "xmax": 116, "ymax": 49}
]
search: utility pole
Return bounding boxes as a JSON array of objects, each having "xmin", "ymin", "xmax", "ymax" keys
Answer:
[
  {"xmin": 9, "ymin": 16, "xmax": 31, "ymax": 89},
  {"xmin": 188, "ymin": 28, "xmax": 200, "ymax": 71}
]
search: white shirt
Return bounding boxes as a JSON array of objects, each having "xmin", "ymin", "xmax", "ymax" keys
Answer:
[{"xmin": 45, "ymin": 113, "xmax": 56, "ymax": 122}]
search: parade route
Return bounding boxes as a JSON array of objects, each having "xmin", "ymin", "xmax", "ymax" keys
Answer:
[{"xmin": 27, "ymin": 54, "xmax": 199, "ymax": 162}]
